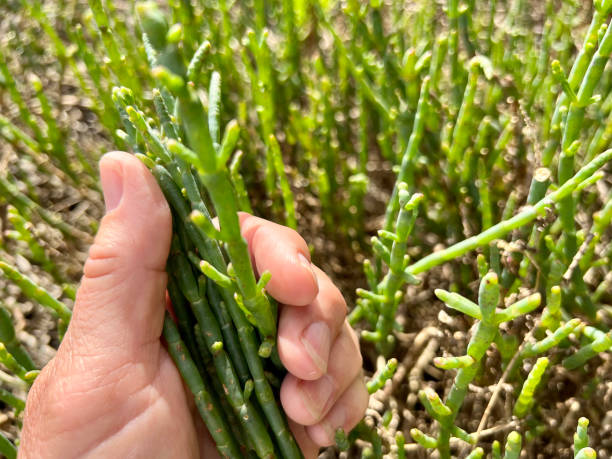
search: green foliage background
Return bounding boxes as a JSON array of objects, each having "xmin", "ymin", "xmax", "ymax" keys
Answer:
[{"xmin": 0, "ymin": 0, "xmax": 611, "ymax": 457}]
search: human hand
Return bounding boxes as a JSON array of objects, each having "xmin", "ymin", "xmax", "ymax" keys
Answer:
[{"xmin": 19, "ymin": 152, "xmax": 368, "ymax": 458}]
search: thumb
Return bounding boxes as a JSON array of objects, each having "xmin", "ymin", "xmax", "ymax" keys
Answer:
[{"xmin": 65, "ymin": 151, "xmax": 172, "ymax": 359}]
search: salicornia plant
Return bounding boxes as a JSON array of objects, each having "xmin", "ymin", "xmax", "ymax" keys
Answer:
[{"xmin": 1, "ymin": 0, "xmax": 612, "ymax": 457}]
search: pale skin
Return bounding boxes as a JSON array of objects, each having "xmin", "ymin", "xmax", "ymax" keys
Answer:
[{"xmin": 19, "ymin": 151, "xmax": 368, "ymax": 458}]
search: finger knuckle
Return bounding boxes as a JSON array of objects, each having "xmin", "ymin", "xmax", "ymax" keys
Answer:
[
  {"xmin": 83, "ymin": 240, "xmax": 125, "ymax": 280},
  {"xmin": 321, "ymin": 283, "xmax": 347, "ymax": 317},
  {"xmin": 282, "ymin": 225, "xmax": 309, "ymax": 249}
]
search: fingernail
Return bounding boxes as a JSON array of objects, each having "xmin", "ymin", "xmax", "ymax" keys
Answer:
[
  {"xmin": 299, "ymin": 375, "xmax": 334, "ymax": 421},
  {"xmin": 101, "ymin": 160, "xmax": 123, "ymax": 212},
  {"xmin": 301, "ymin": 321, "xmax": 331, "ymax": 375},
  {"xmin": 298, "ymin": 252, "xmax": 318, "ymax": 288}
]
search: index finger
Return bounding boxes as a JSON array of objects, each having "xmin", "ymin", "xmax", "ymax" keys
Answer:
[{"xmin": 238, "ymin": 213, "xmax": 319, "ymax": 306}]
